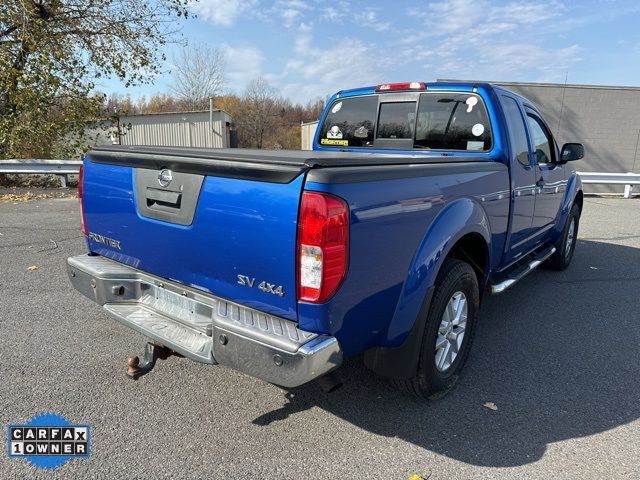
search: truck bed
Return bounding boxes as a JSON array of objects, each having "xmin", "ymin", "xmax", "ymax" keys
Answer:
[{"xmin": 80, "ymin": 145, "xmax": 510, "ymax": 353}]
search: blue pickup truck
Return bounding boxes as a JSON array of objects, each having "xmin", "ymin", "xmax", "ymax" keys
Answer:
[{"xmin": 67, "ymin": 82, "xmax": 584, "ymax": 398}]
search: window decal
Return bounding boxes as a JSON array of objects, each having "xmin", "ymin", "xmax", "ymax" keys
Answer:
[
  {"xmin": 472, "ymin": 123, "xmax": 485, "ymax": 136},
  {"xmin": 466, "ymin": 96, "xmax": 478, "ymax": 112},
  {"xmin": 326, "ymin": 126, "xmax": 343, "ymax": 139},
  {"xmin": 320, "ymin": 138, "xmax": 349, "ymax": 146}
]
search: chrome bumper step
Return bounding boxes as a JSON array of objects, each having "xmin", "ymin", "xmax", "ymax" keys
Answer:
[
  {"xmin": 67, "ymin": 254, "xmax": 342, "ymax": 387},
  {"xmin": 104, "ymin": 304, "xmax": 213, "ymax": 363}
]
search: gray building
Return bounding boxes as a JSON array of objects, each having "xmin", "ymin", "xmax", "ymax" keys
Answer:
[
  {"xmin": 118, "ymin": 110, "xmax": 233, "ymax": 148},
  {"xmin": 92, "ymin": 110, "xmax": 233, "ymax": 149}
]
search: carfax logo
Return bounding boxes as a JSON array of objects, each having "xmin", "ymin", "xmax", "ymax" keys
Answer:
[{"xmin": 7, "ymin": 413, "xmax": 91, "ymax": 470}]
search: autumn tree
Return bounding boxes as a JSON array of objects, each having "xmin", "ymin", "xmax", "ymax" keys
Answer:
[
  {"xmin": 0, "ymin": 0, "xmax": 192, "ymax": 159},
  {"xmin": 215, "ymin": 94, "xmax": 241, "ymax": 121},
  {"xmin": 215, "ymin": 83, "xmax": 325, "ymax": 149},
  {"xmin": 105, "ymin": 93, "xmax": 190, "ymax": 115},
  {"xmin": 170, "ymin": 43, "xmax": 226, "ymax": 111},
  {"xmin": 105, "ymin": 93, "xmax": 137, "ymax": 116}
]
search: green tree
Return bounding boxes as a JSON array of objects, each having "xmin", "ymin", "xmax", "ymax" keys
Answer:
[{"xmin": 0, "ymin": 0, "xmax": 192, "ymax": 158}]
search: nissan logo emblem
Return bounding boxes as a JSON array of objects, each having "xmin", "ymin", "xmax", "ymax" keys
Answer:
[{"xmin": 158, "ymin": 169, "xmax": 173, "ymax": 187}]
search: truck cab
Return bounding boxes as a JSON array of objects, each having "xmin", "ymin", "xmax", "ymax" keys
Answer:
[{"xmin": 313, "ymin": 81, "xmax": 583, "ymax": 269}]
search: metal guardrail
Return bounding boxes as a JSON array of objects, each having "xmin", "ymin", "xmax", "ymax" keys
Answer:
[
  {"xmin": 0, "ymin": 159, "xmax": 81, "ymax": 187},
  {"xmin": 577, "ymin": 171, "xmax": 640, "ymax": 198},
  {"xmin": 0, "ymin": 160, "xmax": 638, "ymax": 196}
]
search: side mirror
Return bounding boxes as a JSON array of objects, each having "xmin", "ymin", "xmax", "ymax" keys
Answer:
[{"xmin": 560, "ymin": 143, "xmax": 584, "ymax": 162}]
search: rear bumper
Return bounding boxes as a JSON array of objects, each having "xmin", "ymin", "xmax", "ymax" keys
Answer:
[{"xmin": 67, "ymin": 254, "xmax": 342, "ymax": 388}]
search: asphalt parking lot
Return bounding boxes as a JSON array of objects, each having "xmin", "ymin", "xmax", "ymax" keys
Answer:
[{"xmin": 1, "ymin": 195, "xmax": 639, "ymax": 479}]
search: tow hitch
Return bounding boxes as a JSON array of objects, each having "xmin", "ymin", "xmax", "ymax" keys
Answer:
[{"xmin": 126, "ymin": 342, "xmax": 174, "ymax": 380}]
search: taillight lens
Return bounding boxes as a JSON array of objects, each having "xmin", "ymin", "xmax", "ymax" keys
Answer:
[
  {"xmin": 297, "ymin": 191, "xmax": 349, "ymax": 303},
  {"xmin": 78, "ymin": 163, "xmax": 87, "ymax": 235}
]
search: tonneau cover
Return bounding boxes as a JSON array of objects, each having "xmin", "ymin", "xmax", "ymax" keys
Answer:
[{"xmin": 88, "ymin": 145, "xmax": 491, "ymax": 183}]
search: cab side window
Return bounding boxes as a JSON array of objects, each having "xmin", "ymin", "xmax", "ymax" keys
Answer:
[
  {"xmin": 500, "ymin": 96, "xmax": 530, "ymax": 167},
  {"xmin": 526, "ymin": 115, "xmax": 555, "ymax": 164}
]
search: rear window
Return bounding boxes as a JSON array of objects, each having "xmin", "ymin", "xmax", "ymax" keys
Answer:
[
  {"xmin": 376, "ymin": 102, "xmax": 415, "ymax": 139},
  {"xmin": 318, "ymin": 92, "xmax": 492, "ymax": 151},
  {"xmin": 414, "ymin": 93, "xmax": 491, "ymax": 151},
  {"xmin": 318, "ymin": 96, "xmax": 377, "ymax": 147}
]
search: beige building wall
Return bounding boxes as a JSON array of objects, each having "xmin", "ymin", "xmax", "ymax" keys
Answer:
[
  {"xmin": 118, "ymin": 110, "xmax": 232, "ymax": 148},
  {"xmin": 301, "ymin": 121, "xmax": 319, "ymax": 150}
]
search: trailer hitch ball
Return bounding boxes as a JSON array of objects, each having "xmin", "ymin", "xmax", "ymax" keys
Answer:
[
  {"xmin": 127, "ymin": 355, "xmax": 140, "ymax": 376},
  {"xmin": 126, "ymin": 342, "xmax": 172, "ymax": 380}
]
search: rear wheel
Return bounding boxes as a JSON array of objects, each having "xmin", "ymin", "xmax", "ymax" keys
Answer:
[
  {"xmin": 394, "ymin": 258, "xmax": 479, "ymax": 399},
  {"xmin": 545, "ymin": 203, "xmax": 580, "ymax": 270}
]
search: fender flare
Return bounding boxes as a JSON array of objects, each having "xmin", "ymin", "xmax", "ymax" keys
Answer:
[
  {"xmin": 550, "ymin": 171, "xmax": 583, "ymax": 243},
  {"xmin": 364, "ymin": 197, "xmax": 491, "ymax": 379}
]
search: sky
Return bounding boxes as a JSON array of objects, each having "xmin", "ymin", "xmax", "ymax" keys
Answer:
[{"xmin": 100, "ymin": 0, "xmax": 640, "ymax": 104}]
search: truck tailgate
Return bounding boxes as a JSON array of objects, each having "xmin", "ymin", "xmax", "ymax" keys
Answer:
[{"xmin": 82, "ymin": 155, "xmax": 305, "ymax": 321}]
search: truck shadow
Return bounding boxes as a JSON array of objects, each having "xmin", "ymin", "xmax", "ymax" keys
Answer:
[{"xmin": 253, "ymin": 239, "xmax": 640, "ymax": 467}]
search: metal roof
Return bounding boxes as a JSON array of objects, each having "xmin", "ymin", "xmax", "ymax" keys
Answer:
[
  {"xmin": 119, "ymin": 109, "xmax": 230, "ymax": 118},
  {"xmin": 437, "ymin": 79, "xmax": 640, "ymax": 92}
]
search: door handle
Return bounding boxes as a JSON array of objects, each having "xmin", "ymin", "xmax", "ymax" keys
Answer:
[{"xmin": 145, "ymin": 187, "xmax": 182, "ymax": 210}]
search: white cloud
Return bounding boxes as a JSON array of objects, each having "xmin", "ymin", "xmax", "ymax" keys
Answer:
[
  {"xmin": 493, "ymin": 2, "xmax": 561, "ymax": 24},
  {"xmin": 466, "ymin": 43, "xmax": 582, "ymax": 81},
  {"xmin": 190, "ymin": 0, "xmax": 257, "ymax": 27},
  {"xmin": 419, "ymin": 0, "xmax": 486, "ymax": 34},
  {"xmin": 320, "ymin": 0, "xmax": 351, "ymax": 22},
  {"xmin": 187, "ymin": 1, "xmax": 586, "ymax": 102},
  {"xmin": 221, "ymin": 44, "xmax": 266, "ymax": 91},
  {"xmin": 282, "ymin": 9, "xmax": 301, "ymax": 24},
  {"xmin": 355, "ymin": 9, "xmax": 390, "ymax": 32},
  {"xmin": 412, "ymin": 0, "xmax": 563, "ymax": 37},
  {"xmin": 273, "ymin": 0, "xmax": 312, "ymax": 27},
  {"xmin": 401, "ymin": 0, "xmax": 577, "ymax": 82},
  {"xmin": 278, "ymin": 29, "xmax": 389, "ymax": 102}
]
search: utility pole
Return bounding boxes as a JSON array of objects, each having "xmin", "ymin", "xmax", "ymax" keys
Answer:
[{"xmin": 209, "ymin": 97, "xmax": 214, "ymax": 148}]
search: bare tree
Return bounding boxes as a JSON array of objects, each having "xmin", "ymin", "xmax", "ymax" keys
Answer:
[
  {"xmin": 170, "ymin": 43, "xmax": 226, "ymax": 111},
  {"xmin": 240, "ymin": 78, "xmax": 281, "ymax": 148}
]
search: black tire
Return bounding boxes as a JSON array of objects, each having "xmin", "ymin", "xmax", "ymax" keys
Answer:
[
  {"xmin": 545, "ymin": 203, "xmax": 580, "ymax": 271},
  {"xmin": 394, "ymin": 258, "xmax": 479, "ymax": 400}
]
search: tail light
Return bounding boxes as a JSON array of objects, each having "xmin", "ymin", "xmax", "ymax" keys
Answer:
[
  {"xmin": 297, "ymin": 191, "xmax": 349, "ymax": 303},
  {"xmin": 78, "ymin": 163, "xmax": 87, "ymax": 235},
  {"xmin": 376, "ymin": 82, "xmax": 426, "ymax": 92}
]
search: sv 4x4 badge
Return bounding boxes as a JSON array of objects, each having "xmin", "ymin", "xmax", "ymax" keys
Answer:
[{"xmin": 237, "ymin": 275, "xmax": 284, "ymax": 297}]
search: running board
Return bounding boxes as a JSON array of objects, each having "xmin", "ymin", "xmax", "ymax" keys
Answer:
[{"xmin": 491, "ymin": 246, "xmax": 556, "ymax": 294}]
